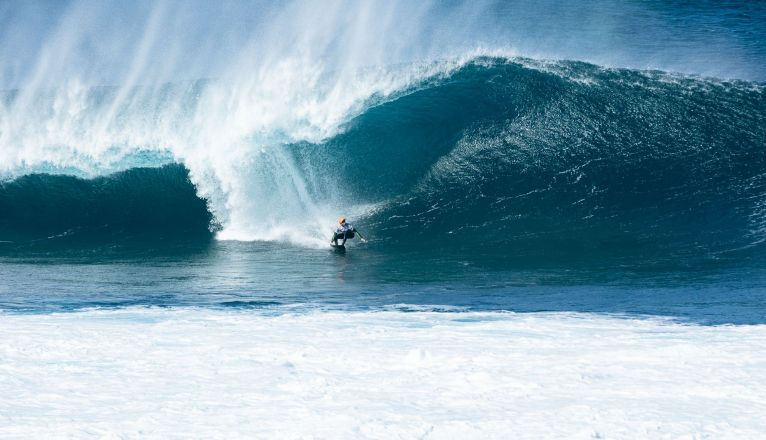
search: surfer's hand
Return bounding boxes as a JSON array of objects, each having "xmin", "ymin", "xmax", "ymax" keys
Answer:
[{"xmin": 361, "ymin": 238, "xmax": 368, "ymax": 243}]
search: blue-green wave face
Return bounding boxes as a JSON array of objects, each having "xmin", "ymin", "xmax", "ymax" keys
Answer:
[
  {"xmin": 330, "ymin": 60, "xmax": 766, "ymax": 266},
  {"xmin": 1, "ymin": 58, "xmax": 764, "ymax": 268},
  {"xmin": 0, "ymin": 164, "xmax": 215, "ymax": 245}
]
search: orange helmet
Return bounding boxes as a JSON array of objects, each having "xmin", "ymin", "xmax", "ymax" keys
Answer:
[{"xmin": 338, "ymin": 216, "xmax": 346, "ymax": 224}]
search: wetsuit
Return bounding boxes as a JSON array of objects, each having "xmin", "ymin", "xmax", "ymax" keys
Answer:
[{"xmin": 331, "ymin": 223, "xmax": 356, "ymax": 245}]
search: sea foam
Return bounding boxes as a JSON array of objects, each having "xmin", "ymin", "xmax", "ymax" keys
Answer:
[{"xmin": 1, "ymin": 308, "xmax": 764, "ymax": 438}]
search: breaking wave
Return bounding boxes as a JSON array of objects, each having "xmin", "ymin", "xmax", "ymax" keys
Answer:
[{"xmin": 1, "ymin": 58, "xmax": 764, "ymax": 265}]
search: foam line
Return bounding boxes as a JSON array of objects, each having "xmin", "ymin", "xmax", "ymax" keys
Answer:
[{"xmin": 1, "ymin": 308, "xmax": 764, "ymax": 438}]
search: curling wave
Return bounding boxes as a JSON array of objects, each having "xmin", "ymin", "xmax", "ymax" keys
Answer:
[{"xmin": 1, "ymin": 58, "xmax": 764, "ymax": 265}]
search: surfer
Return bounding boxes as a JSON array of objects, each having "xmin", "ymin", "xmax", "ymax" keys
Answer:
[{"xmin": 331, "ymin": 216, "xmax": 367, "ymax": 247}]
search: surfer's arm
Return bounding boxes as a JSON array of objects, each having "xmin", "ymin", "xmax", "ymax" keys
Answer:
[{"xmin": 355, "ymin": 229, "xmax": 368, "ymax": 243}]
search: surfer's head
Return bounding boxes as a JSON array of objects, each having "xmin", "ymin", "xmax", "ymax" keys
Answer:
[{"xmin": 338, "ymin": 216, "xmax": 346, "ymax": 225}]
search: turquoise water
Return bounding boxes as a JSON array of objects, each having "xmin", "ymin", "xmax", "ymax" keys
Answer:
[
  {"xmin": 1, "ymin": 58, "xmax": 765, "ymax": 324},
  {"xmin": 1, "ymin": 2, "xmax": 765, "ymax": 324},
  {"xmin": 1, "ymin": 238, "xmax": 765, "ymax": 324}
]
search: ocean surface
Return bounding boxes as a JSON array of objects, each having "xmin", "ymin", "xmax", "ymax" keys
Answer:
[{"xmin": 1, "ymin": 0, "xmax": 765, "ymax": 438}]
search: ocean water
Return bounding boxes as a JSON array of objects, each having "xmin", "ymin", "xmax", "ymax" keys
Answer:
[{"xmin": 1, "ymin": 0, "xmax": 766, "ymax": 438}]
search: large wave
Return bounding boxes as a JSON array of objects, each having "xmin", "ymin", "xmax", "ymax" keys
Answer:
[
  {"xmin": 1, "ymin": 58, "xmax": 765, "ymax": 265},
  {"xmin": 346, "ymin": 60, "xmax": 766, "ymax": 266}
]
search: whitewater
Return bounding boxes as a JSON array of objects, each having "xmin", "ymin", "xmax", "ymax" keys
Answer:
[
  {"xmin": 2, "ymin": 309, "xmax": 766, "ymax": 439},
  {"xmin": 1, "ymin": 0, "xmax": 766, "ymax": 438}
]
